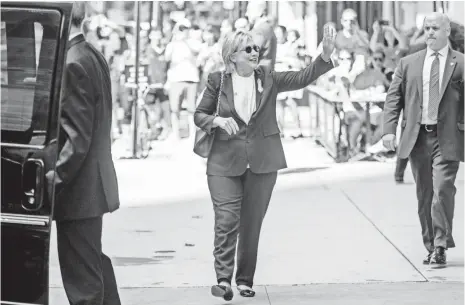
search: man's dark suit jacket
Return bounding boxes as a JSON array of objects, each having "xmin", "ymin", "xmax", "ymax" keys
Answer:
[
  {"xmin": 53, "ymin": 34, "xmax": 120, "ymax": 220},
  {"xmin": 194, "ymin": 56, "xmax": 333, "ymax": 177},
  {"xmin": 382, "ymin": 48, "xmax": 464, "ymax": 162}
]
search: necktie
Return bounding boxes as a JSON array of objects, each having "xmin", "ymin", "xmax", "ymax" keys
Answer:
[{"xmin": 428, "ymin": 53, "xmax": 440, "ymax": 121}]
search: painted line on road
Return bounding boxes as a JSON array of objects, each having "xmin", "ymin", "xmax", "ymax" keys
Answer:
[
  {"xmin": 340, "ymin": 189, "xmax": 429, "ymax": 282},
  {"xmin": 264, "ymin": 286, "xmax": 272, "ymax": 305}
]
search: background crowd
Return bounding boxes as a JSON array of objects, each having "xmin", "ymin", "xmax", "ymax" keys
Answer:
[{"xmin": 81, "ymin": 3, "xmax": 464, "ymax": 164}]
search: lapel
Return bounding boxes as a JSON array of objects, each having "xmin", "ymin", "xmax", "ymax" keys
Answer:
[
  {"xmin": 251, "ymin": 67, "xmax": 265, "ymax": 118},
  {"xmin": 222, "ymin": 72, "xmax": 245, "ymax": 124},
  {"xmin": 253, "ymin": 69, "xmax": 263, "ymax": 110},
  {"xmin": 415, "ymin": 49, "xmax": 427, "ymax": 104},
  {"xmin": 67, "ymin": 34, "xmax": 85, "ymax": 50},
  {"xmin": 439, "ymin": 48, "xmax": 457, "ymax": 102}
]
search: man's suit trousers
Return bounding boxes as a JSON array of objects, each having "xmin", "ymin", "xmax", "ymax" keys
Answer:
[
  {"xmin": 56, "ymin": 216, "xmax": 121, "ymax": 305},
  {"xmin": 409, "ymin": 128, "xmax": 460, "ymax": 252}
]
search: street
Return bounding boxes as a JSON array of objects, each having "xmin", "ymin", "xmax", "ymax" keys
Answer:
[{"xmin": 49, "ymin": 139, "xmax": 464, "ymax": 304}]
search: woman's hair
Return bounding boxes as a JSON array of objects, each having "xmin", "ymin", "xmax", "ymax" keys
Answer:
[{"xmin": 221, "ymin": 30, "xmax": 254, "ymax": 73}]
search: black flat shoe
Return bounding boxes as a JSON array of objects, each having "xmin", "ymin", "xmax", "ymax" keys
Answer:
[
  {"xmin": 211, "ymin": 284, "xmax": 233, "ymax": 301},
  {"xmin": 237, "ymin": 286, "xmax": 255, "ymax": 298},
  {"xmin": 431, "ymin": 247, "xmax": 447, "ymax": 265},
  {"xmin": 423, "ymin": 251, "xmax": 433, "ymax": 265}
]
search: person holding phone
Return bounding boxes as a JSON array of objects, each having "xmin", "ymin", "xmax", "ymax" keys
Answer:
[
  {"xmin": 370, "ymin": 20, "xmax": 408, "ymax": 70},
  {"xmin": 335, "ymin": 9, "xmax": 370, "ymax": 55}
]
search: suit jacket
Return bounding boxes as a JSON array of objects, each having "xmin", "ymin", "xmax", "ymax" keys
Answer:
[
  {"xmin": 382, "ymin": 48, "xmax": 464, "ymax": 162},
  {"xmin": 251, "ymin": 17, "xmax": 277, "ymax": 71},
  {"xmin": 194, "ymin": 56, "xmax": 333, "ymax": 176},
  {"xmin": 53, "ymin": 34, "xmax": 120, "ymax": 220}
]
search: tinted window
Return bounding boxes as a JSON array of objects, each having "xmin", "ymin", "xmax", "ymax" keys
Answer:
[{"xmin": 0, "ymin": 8, "xmax": 62, "ymax": 144}]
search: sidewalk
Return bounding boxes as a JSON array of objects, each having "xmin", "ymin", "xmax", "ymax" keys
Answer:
[
  {"xmin": 49, "ymin": 138, "xmax": 464, "ymax": 304},
  {"xmin": 51, "ymin": 282, "xmax": 463, "ymax": 305}
]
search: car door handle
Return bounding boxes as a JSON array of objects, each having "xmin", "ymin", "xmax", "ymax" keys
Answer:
[{"xmin": 21, "ymin": 158, "xmax": 44, "ymax": 211}]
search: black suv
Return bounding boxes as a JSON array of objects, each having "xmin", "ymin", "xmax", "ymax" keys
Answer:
[{"xmin": 1, "ymin": 2, "xmax": 73, "ymax": 304}]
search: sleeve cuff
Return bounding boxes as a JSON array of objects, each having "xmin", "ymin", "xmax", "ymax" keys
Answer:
[
  {"xmin": 319, "ymin": 54, "xmax": 335, "ymax": 67},
  {"xmin": 203, "ymin": 116, "xmax": 216, "ymax": 135}
]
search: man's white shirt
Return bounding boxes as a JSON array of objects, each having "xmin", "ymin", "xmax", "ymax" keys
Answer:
[{"xmin": 69, "ymin": 31, "xmax": 83, "ymax": 41}]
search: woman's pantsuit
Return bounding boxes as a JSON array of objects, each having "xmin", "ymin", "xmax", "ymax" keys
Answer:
[
  {"xmin": 208, "ymin": 170, "xmax": 277, "ymax": 287},
  {"xmin": 194, "ymin": 56, "xmax": 333, "ymax": 287}
]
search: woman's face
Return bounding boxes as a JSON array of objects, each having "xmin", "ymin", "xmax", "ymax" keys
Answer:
[
  {"xmin": 372, "ymin": 52, "xmax": 385, "ymax": 69},
  {"xmin": 338, "ymin": 50, "xmax": 352, "ymax": 71},
  {"xmin": 232, "ymin": 38, "xmax": 259, "ymax": 72}
]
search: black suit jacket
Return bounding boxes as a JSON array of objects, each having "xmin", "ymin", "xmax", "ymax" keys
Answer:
[
  {"xmin": 194, "ymin": 56, "xmax": 333, "ymax": 176},
  {"xmin": 382, "ymin": 48, "xmax": 464, "ymax": 162},
  {"xmin": 53, "ymin": 34, "xmax": 120, "ymax": 220}
]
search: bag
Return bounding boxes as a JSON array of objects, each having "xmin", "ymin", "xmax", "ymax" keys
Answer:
[{"xmin": 193, "ymin": 72, "xmax": 224, "ymax": 158}]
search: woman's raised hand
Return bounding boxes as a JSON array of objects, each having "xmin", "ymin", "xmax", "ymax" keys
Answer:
[
  {"xmin": 321, "ymin": 23, "xmax": 336, "ymax": 61},
  {"xmin": 213, "ymin": 117, "xmax": 239, "ymax": 135}
]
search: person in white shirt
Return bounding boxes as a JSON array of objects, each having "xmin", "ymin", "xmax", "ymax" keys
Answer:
[
  {"xmin": 382, "ymin": 12, "xmax": 464, "ymax": 266},
  {"xmin": 195, "ymin": 27, "xmax": 335, "ymax": 301},
  {"xmin": 165, "ymin": 19, "xmax": 201, "ymax": 140}
]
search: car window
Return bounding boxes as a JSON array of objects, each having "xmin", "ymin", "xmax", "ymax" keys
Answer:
[
  {"xmin": 1, "ymin": 22, "xmax": 43, "ymax": 132},
  {"xmin": 1, "ymin": 8, "xmax": 62, "ymax": 144}
]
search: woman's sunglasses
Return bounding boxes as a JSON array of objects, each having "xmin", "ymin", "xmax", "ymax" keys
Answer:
[
  {"xmin": 239, "ymin": 45, "xmax": 260, "ymax": 54},
  {"xmin": 373, "ymin": 57, "xmax": 384, "ymax": 62}
]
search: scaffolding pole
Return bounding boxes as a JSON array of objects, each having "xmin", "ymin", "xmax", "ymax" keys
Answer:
[{"xmin": 132, "ymin": 1, "xmax": 141, "ymax": 158}]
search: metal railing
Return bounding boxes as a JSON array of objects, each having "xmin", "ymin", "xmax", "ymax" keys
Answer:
[{"xmin": 306, "ymin": 85, "xmax": 386, "ymax": 162}]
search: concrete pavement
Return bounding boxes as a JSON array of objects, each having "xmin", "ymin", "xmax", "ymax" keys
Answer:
[
  {"xmin": 51, "ymin": 283, "xmax": 463, "ymax": 304},
  {"xmin": 49, "ymin": 138, "xmax": 464, "ymax": 304}
]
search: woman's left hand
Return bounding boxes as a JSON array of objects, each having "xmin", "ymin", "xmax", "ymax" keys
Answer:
[{"xmin": 322, "ymin": 23, "xmax": 336, "ymax": 61}]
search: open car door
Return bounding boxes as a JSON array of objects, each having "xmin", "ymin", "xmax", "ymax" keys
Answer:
[{"xmin": 1, "ymin": 2, "xmax": 73, "ymax": 304}]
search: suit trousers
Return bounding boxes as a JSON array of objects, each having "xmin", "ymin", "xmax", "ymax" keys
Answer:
[
  {"xmin": 409, "ymin": 128, "xmax": 460, "ymax": 252},
  {"xmin": 56, "ymin": 216, "xmax": 121, "ymax": 305},
  {"xmin": 207, "ymin": 169, "xmax": 278, "ymax": 287}
]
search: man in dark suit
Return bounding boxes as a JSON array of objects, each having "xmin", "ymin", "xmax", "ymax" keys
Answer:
[
  {"xmin": 382, "ymin": 12, "xmax": 464, "ymax": 266},
  {"xmin": 46, "ymin": 3, "xmax": 121, "ymax": 304},
  {"xmin": 246, "ymin": 1, "xmax": 277, "ymax": 70}
]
